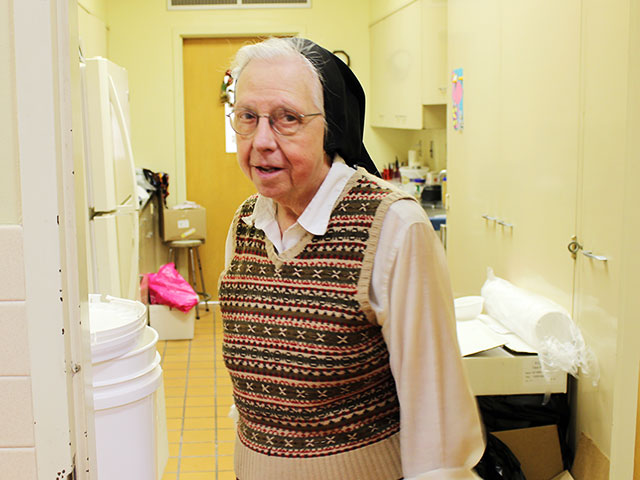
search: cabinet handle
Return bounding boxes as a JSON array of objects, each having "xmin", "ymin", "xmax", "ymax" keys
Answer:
[
  {"xmin": 567, "ymin": 238, "xmax": 581, "ymax": 258},
  {"xmin": 581, "ymin": 250, "xmax": 608, "ymax": 262},
  {"xmin": 482, "ymin": 214, "xmax": 497, "ymax": 221},
  {"xmin": 497, "ymin": 219, "xmax": 514, "ymax": 228},
  {"xmin": 567, "ymin": 236, "xmax": 608, "ymax": 262}
]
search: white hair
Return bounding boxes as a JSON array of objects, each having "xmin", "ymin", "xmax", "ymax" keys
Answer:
[{"xmin": 231, "ymin": 37, "xmax": 324, "ymax": 113}]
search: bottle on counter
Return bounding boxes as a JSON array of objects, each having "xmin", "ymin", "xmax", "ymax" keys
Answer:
[
  {"xmin": 410, "ymin": 178, "xmax": 426, "ymax": 198},
  {"xmin": 441, "ymin": 174, "xmax": 447, "ymax": 209}
]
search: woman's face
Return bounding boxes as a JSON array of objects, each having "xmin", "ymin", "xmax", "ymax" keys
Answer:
[{"xmin": 233, "ymin": 55, "xmax": 329, "ymax": 215}]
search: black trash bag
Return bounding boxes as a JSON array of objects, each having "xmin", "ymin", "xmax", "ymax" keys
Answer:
[
  {"xmin": 476, "ymin": 393, "xmax": 571, "ymax": 469},
  {"xmin": 474, "ymin": 432, "xmax": 527, "ymax": 480}
]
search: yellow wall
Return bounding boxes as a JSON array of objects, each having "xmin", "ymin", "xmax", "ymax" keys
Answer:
[
  {"xmin": 77, "ymin": 0, "xmax": 108, "ymax": 58},
  {"xmin": 0, "ymin": 0, "xmax": 21, "ymax": 224},
  {"xmin": 81, "ymin": 1, "xmax": 440, "ymax": 205},
  {"xmin": 103, "ymin": 1, "xmax": 384, "ymax": 204}
]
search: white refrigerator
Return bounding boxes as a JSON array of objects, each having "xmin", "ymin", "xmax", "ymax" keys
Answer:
[{"xmin": 80, "ymin": 57, "xmax": 140, "ymax": 300}]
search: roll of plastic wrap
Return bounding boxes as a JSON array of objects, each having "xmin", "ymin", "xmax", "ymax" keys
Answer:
[
  {"xmin": 408, "ymin": 150, "xmax": 418, "ymax": 167},
  {"xmin": 481, "ymin": 268, "xmax": 598, "ymax": 384}
]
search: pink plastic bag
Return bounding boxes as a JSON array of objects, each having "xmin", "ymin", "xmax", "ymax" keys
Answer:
[{"xmin": 146, "ymin": 263, "xmax": 199, "ymax": 313}]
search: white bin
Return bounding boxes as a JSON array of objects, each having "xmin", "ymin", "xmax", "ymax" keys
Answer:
[
  {"xmin": 89, "ymin": 295, "xmax": 163, "ymax": 480},
  {"xmin": 93, "ymin": 326, "xmax": 159, "ymax": 383},
  {"xmin": 93, "ymin": 359, "xmax": 162, "ymax": 480},
  {"xmin": 89, "ymin": 294, "xmax": 147, "ymax": 363}
]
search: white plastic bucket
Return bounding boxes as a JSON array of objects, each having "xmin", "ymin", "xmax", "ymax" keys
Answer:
[
  {"xmin": 92, "ymin": 326, "xmax": 159, "ymax": 383},
  {"xmin": 89, "ymin": 294, "xmax": 147, "ymax": 363},
  {"xmin": 89, "ymin": 294, "xmax": 163, "ymax": 480},
  {"xmin": 93, "ymin": 355, "xmax": 162, "ymax": 480}
]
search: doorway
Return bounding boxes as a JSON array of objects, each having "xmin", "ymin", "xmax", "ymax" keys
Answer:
[{"xmin": 182, "ymin": 37, "xmax": 260, "ymax": 299}]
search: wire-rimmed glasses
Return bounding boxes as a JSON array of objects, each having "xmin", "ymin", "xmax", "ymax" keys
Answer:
[{"xmin": 226, "ymin": 107, "xmax": 323, "ymax": 136}]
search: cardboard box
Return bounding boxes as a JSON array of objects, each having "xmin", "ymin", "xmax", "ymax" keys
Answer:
[
  {"xmin": 162, "ymin": 207, "xmax": 206, "ymax": 242},
  {"xmin": 570, "ymin": 432, "xmax": 609, "ymax": 480},
  {"xmin": 551, "ymin": 472, "xmax": 575, "ymax": 480},
  {"xmin": 462, "ymin": 347, "xmax": 567, "ymax": 396},
  {"xmin": 491, "ymin": 427, "xmax": 609, "ymax": 480},
  {"xmin": 149, "ymin": 304, "xmax": 195, "ymax": 340},
  {"xmin": 493, "ymin": 425, "xmax": 564, "ymax": 480}
]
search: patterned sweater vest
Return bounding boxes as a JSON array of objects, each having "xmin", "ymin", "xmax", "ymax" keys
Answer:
[{"xmin": 219, "ymin": 170, "xmax": 412, "ymax": 478}]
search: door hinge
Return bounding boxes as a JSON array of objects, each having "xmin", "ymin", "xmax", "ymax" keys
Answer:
[{"xmin": 70, "ymin": 363, "xmax": 82, "ymax": 375}]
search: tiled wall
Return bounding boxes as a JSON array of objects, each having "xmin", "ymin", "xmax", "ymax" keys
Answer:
[{"xmin": 0, "ymin": 225, "xmax": 37, "ymax": 477}]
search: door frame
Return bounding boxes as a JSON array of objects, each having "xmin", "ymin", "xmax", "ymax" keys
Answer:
[
  {"xmin": 13, "ymin": 0, "xmax": 95, "ymax": 478},
  {"xmin": 171, "ymin": 25, "xmax": 304, "ymax": 205}
]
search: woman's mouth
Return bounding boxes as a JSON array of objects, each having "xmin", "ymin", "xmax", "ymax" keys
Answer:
[
  {"xmin": 256, "ymin": 166, "xmax": 279, "ymax": 173},
  {"xmin": 253, "ymin": 165, "xmax": 283, "ymax": 175}
]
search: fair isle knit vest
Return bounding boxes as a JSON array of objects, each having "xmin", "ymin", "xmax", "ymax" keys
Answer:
[{"xmin": 219, "ymin": 170, "xmax": 412, "ymax": 480}]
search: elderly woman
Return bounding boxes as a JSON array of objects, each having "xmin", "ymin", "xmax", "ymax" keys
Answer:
[{"xmin": 218, "ymin": 37, "xmax": 484, "ymax": 480}]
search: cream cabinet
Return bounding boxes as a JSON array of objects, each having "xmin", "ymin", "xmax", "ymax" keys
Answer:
[
  {"xmin": 370, "ymin": 1, "xmax": 422, "ymax": 128},
  {"xmin": 370, "ymin": 0, "xmax": 415, "ymax": 24},
  {"xmin": 369, "ymin": 0, "xmax": 447, "ymax": 129},
  {"xmin": 447, "ymin": 0, "xmax": 640, "ymax": 476},
  {"xmin": 446, "ymin": 0, "xmax": 580, "ymax": 306},
  {"xmin": 571, "ymin": 2, "xmax": 638, "ymax": 477},
  {"xmin": 421, "ymin": 0, "xmax": 447, "ymax": 105}
]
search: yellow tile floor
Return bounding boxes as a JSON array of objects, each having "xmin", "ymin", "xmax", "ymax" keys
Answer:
[{"xmin": 157, "ymin": 304, "xmax": 236, "ymax": 480}]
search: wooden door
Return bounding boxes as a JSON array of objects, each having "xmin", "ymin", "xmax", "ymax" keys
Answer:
[{"xmin": 183, "ymin": 37, "xmax": 259, "ymax": 299}]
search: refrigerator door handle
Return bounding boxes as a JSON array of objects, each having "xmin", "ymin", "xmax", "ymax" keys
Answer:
[
  {"xmin": 108, "ymin": 74, "xmax": 140, "ymax": 300},
  {"xmin": 108, "ymin": 75, "xmax": 138, "ymax": 210}
]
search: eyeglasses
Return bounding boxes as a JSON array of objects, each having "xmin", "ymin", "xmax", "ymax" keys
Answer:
[{"xmin": 226, "ymin": 107, "xmax": 323, "ymax": 136}]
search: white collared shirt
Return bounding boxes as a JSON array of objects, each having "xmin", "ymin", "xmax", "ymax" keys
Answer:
[{"xmin": 224, "ymin": 159, "xmax": 485, "ymax": 480}]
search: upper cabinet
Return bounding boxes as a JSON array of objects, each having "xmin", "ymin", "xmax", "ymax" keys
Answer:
[
  {"xmin": 370, "ymin": 1, "xmax": 422, "ymax": 129},
  {"xmin": 369, "ymin": 0, "xmax": 447, "ymax": 129},
  {"xmin": 421, "ymin": 0, "xmax": 448, "ymax": 105},
  {"xmin": 370, "ymin": 0, "xmax": 416, "ymax": 24}
]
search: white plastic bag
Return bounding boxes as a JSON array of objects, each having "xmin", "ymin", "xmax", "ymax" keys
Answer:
[{"xmin": 481, "ymin": 268, "xmax": 599, "ymax": 385}]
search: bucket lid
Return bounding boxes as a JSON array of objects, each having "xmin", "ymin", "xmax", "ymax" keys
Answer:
[{"xmin": 89, "ymin": 294, "xmax": 146, "ymax": 346}]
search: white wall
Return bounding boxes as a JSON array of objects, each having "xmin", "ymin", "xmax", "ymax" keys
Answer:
[
  {"xmin": 0, "ymin": 0, "xmax": 21, "ymax": 225},
  {"xmin": 0, "ymin": 0, "xmax": 35, "ymax": 476}
]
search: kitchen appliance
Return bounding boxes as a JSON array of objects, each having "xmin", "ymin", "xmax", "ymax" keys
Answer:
[
  {"xmin": 80, "ymin": 57, "xmax": 140, "ymax": 300},
  {"xmin": 421, "ymin": 184, "xmax": 442, "ymax": 203}
]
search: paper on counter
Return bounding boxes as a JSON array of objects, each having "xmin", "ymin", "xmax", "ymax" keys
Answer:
[
  {"xmin": 476, "ymin": 314, "xmax": 537, "ymax": 354},
  {"xmin": 456, "ymin": 318, "xmax": 506, "ymax": 356},
  {"xmin": 456, "ymin": 314, "xmax": 538, "ymax": 357}
]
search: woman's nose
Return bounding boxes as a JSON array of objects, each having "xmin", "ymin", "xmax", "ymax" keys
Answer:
[{"xmin": 252, "ymin": 116, "xmax": 277, "ymax": 150}]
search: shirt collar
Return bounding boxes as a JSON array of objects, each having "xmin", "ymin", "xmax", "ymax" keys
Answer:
[{"xmin": 242, "ymin": 156, "xmax": 356, "ymax": 236}]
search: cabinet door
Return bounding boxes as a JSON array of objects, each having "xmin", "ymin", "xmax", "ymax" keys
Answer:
[
  {"xmin": 498, "ymin": 1, "xmax": 581, "ymax": 306},
  {"xmin": 446, "ymin": 0, "xmax": 505, "ymax": 295},
  {"xmin": 370, "ymin": 0, "xmax": 415, "ymax": 24},
  {"xmin": 421, "ymin": 0, "xmax": 447, "ymax": 105},
  {"xmin": 447, "ymin": 0, "xmax": 580, "ymax": 307},
  {"xmin": 573, "ymin": 1, "xmax": 637, "ymax": 474},
  {"xmin": 370, "ymin": 1, "xmax": 422, "ymax": 129}
]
